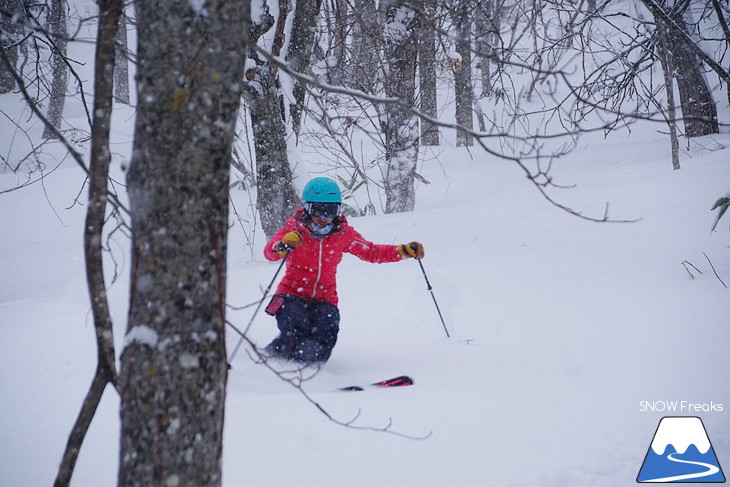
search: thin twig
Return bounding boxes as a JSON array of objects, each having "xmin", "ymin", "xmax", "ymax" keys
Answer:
[
  {"xmin": 682, "ymin": 260, "xmax": 702, "ymax": 280},
  {"xmin": 703, "ymin": 253, "xmax": 727, "ymax": 288},
  {"xmin": 226, "ymin": 321, "xmax": 432, "ymax": 441},
  {"xmin": 226, "ymin": 299, "xmax": 264, "ymax": 311}
]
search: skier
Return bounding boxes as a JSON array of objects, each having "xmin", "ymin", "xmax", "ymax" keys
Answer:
[{"xmin": 262, "ymin": 177, "xmax": 424, "ymax": 365}]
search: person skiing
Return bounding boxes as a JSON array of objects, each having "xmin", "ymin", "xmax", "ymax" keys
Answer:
[{"xmin": 262, "ymin": 177, "xmax": 424, "ymax": 365}]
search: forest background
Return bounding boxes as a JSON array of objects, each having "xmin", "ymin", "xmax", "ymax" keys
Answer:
[{"xmin": 1, "ymin": 0, "xmax": 729, "ymax": 486}]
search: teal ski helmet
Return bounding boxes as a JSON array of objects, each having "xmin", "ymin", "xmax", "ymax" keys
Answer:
[{"xmin": 302, "ymin": 177, "xmax": 342, "ymax": 203}]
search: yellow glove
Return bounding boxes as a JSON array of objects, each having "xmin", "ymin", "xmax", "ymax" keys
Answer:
[
  {"xmin": 398, "ymin": 241, "xmax": 424, "ymax": 260},
  {"xmin": 275, "ymin": 231, "xmax": 303, "ymax": 255}
]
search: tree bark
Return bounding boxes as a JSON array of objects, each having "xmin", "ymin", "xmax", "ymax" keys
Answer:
[
  {"xmin": 642, "ymin": 0, "xmax": 719, "ymax": 137},
  {"xmin": 418, "ymin": 0, "xmax": 438, "ymax": 146},
  {"xmin": 54, "ymin": 364, "xmax": 113, "ymax": 487},
  {"xmin": 664, "ymin": 7, "xmax": 718, "ymax": 137},
  {"xmin": 244, "ymin": 0, "xmax": 299, "ymax": 240},
  {"xmin": 120, "ymin": 1, "xmax": 249, "ymax": 486},
  {"xmin": 249, "ymin": 65, "xmax": 299, "ymax": 239},
  {"xmin": 327, "ymin": 0, "xmax": 348, "ymax": 85},
  {"xmin": 286, "ymin": 0, "xmax": 323, "ymax": 137},
  {"xmin": 43, "ymin": 0, "xmax": 68, "ymax": 139},
  {"xmin": 474, "ymin": 0, "xmax": 496, "ymax": 97},
  {"xmin": 452, "ymin": 0, "xmax": 474, "ymax": 147},
  {"xmin": 54, "ymin": 1, "xmax": 122, "ymax": 484},
  {"xmin": 349, "ymin": 0, "xmax": 380, "ymax": 94},
  {"xmin": 86, "ymin": 0, "xmax": 120, "ymax": 386},
  {"xmin": 381, "ymin": 0, "xmax": 419, "ymax": 213},
  {"xmin": 0, "ymin": 0, "xmax": 24, "ymax": 93},
  {"xmin": 656, "ymin": 18, "xmax": 681, "ymax": 170},
  {"xmin": 113, "ymin": 8, "xmax": 130, "ymax": 104}
]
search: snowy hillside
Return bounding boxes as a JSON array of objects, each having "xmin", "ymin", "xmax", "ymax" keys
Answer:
[
  {"xmin": 2, "ymin": 0, "xmax": 730, "ymax": 483},
  {"xmin": 2, "ymin": 120, "xmax": 729, "ymax": 486}
]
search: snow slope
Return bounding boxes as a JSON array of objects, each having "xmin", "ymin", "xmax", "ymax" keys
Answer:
[{"xmin": 1, "ymin": 121, "xmax": 729, "ymax": 486}]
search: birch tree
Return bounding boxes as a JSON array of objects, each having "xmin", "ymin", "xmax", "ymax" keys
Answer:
[
  {"xmin": 43, "ymin": 0, "xmax": 68, "ymax": 139},
  {"xmin": 381, "ymin": 0, "xmax": 419, "ymax": 213}
]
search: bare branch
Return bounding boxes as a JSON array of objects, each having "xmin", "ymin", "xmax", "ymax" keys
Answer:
[
  {"xmin": 228, "ymin": 322, "xmax": 432, "ymax": 441},
  {"xmin": 703, "ymin": 252, "xmax": 727, "ymax": 288},
  {"xmin": 54, "ymin": 1, "xmax": 125, "ymax": 485}
]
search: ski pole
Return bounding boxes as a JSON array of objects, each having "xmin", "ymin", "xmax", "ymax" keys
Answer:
[
  {"xmin": 414, "ymin": 254, "xmax": 450, "ymax": 338},
  {"xmin": 229, "ymin": 250, "xmax": 290, "ymax": 362}
]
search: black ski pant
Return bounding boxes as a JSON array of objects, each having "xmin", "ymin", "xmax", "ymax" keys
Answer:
[{"xmin": 265, "ymin": 294, "xmax": 340, "ymax": 364}]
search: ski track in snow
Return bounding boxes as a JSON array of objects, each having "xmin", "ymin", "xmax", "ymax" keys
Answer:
[
  {"xmin": 3, "ymin": 128, "xmax": 730, "ymax": 487},
  {"xmin": 2, "ymin": 8, "xmax": 730, "ymax": 484}
]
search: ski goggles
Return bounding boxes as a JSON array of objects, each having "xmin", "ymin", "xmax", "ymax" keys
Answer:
[{"xmin": 304, "ymin": 202, "xmax": 341, "ymax": 218}]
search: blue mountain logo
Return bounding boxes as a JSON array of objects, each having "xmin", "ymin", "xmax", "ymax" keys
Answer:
[{"xmin": 637, "ymin": 416, "xmax": 725, "ymax": 483}]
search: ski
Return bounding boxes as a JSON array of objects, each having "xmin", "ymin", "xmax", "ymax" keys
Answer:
[{"xmin": 340, "ymin": 375, "xmax": 413, "ymax": 391}]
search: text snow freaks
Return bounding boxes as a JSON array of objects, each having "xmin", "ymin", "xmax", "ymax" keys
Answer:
[{"xmin": 639, "ymin": 401, "xmax": 724, "ymax": 413}]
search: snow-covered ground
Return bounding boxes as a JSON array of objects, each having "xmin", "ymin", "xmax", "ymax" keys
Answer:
[{"xmin": 1, "ymin": 116, "xmax": 729, "ymax": 486}]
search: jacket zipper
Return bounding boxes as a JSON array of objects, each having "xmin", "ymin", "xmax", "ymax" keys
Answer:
[{"xmin": 311, "ymin": 239, "xmax": 323, "ymax": 299}]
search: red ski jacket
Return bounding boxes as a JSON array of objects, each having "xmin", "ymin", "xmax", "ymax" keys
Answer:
[{"xmin": 263, "ymin": 210, "xmax": 402, "ymax": 307}]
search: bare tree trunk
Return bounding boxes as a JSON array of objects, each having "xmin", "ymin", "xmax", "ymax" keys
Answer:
[
  {"xmin": 121, "ymin": 1, "xmax": 248, "ymax": 486},
  {"xmin": 452, "ymin": 0, "xmax": 473, "ymax": 147},
  {"xmin": 656, "ymin": 18, "xmax": 680, "ymax": 170},
  {"xmin": 474, "ymin": 0, "xmax": 496, "ymax": 97},
  {"xmin": 418, "ymin": 0, "xmax": 439, "ymax": 146},
  {"xmin": 113, "ymin": 8, "xmax": 130, "ymax": 104},
  {"xmin": 43, "ymin": 0, "xmax": 68, "ymax": 139},
  {"xmin": 54, "ymin": 364, "xmax": 113, "ymax": 487},
  {"xmin": 349, "ymin": 0, "xmax": 380, "ymax": 93},
  {"xmin": 327, "ymin": 0, "xmax": 348, "ymax": 85},
  {"xmin": 710, "ymin": 0, "xmax": 730, "ymax": 103},
  {"xmin": 249, "ymin": 67, "xmax": 299, "ymax": 239},
  {"xmin": 244, "ymin": 0, "xmax": 299, "ymax": 240},
  {"xmin": 287, "ymin": 0, "xmax": 323, "ymax": 138},
  {"xmin": 642, "ymin": 0, "xmax": 719, "ymax": 137},
  {"xmin": 381, "ymin": 0, "xmax": 419, "ymax": 213},
  {"xmin": 665, "ymin": 7, "xmax": 718, "ymax": 137},
  {"xmin": 54, "ymin": 0, "xmax": 122, "ymax": 485},
  {"xmin": 0, "ymin": 0, "xmax": 24, "ymax": 93}
]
